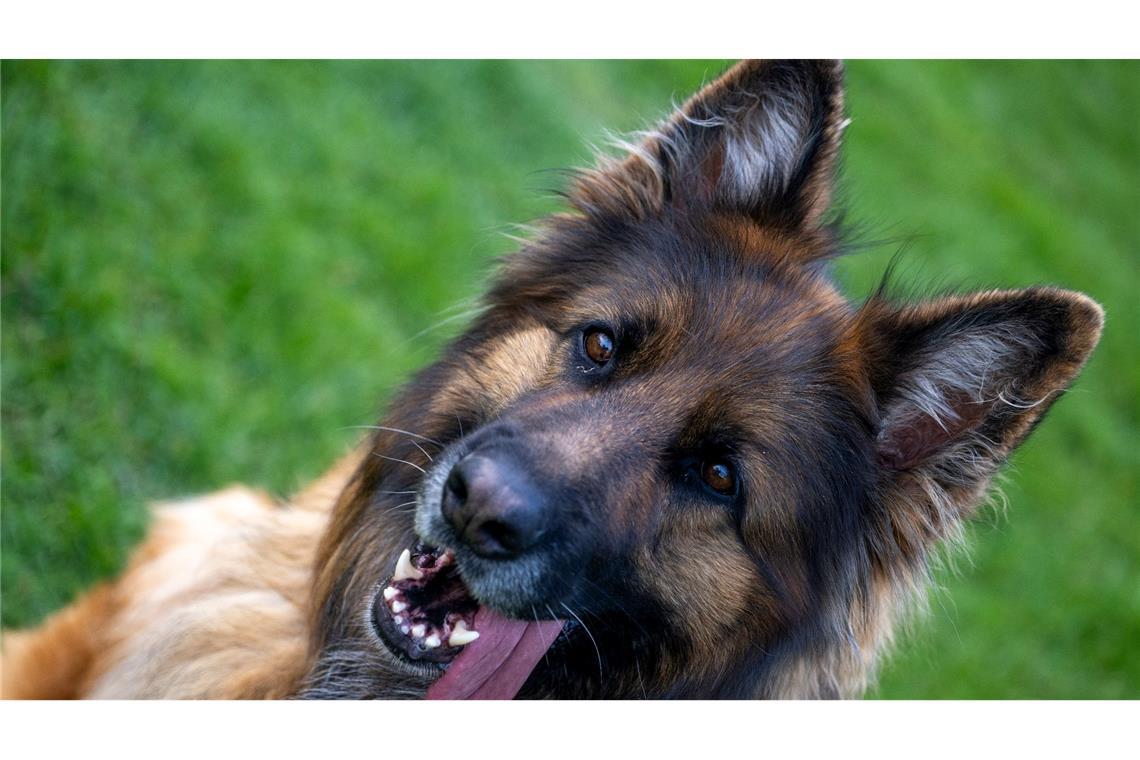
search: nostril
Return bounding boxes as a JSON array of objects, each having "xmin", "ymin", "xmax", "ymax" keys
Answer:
[
  {"xmin": 472, "ymin": 518, "xmax": 522, "ymax": 556},
  {"xmin": 440, "ymin": 463, "xmax": 471, "ymax": 530},
  {"xmin": 445, "ymin": 467, "xmax": 468, "ymax": 503},
  {"xmin": 464, "ymin": 501, "xmax": 545, "ymax": 559},
  {"xmin": 441, "ymin": 453, "xmax": 547, "ymax": 559}
]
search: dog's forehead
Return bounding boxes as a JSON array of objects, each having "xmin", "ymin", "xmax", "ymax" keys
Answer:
[
  {"xmin": 548, "ymin": 214, "xmax": 845, "ymax": 322},
  {"xmin": 540, "ymin": 246, "xmax": 865, "ymax": 456},
  {"xmin": 499, "ymin": 215, "xmax": 864, "ymax": 417},
  {"xmin": 563, "ymin": 246, "xmax": 853, "ymax": 367}
]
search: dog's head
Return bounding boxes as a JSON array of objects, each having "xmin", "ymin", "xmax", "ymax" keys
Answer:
[{"xmin": 303, "ymin": 61, "xmax": 1102, "ymax": 699}]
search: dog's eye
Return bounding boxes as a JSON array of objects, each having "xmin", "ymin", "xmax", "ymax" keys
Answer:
[
  {"xmin": 583, "ymin": 327, "xmax": 615, "ymax": 365},
  {"xmin": 701, "ymin": 460, "xmax": 736, "ymax": 495}
]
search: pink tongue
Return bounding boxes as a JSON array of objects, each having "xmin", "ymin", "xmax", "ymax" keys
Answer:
[{"xmin": 425, "ymin": 607, "xmax": 564, "ymax": 700}]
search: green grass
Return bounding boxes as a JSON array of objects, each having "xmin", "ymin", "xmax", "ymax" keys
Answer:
[{"xmin": 2, "ymin": 60, "xmax": 1137, "ymax": 698}]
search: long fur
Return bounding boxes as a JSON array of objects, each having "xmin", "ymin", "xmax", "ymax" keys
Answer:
[{"xmin": 1, "ymin": 61, "xmax": 1103, "ymax": 700}]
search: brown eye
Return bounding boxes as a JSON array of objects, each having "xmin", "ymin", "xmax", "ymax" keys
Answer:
[
  {"xmin": 583, "ymin": 328, "xmax": 615, "ymax": 365},
  {"xmin": 702, "ymin": 460, "xmax": 736, "ymax": 495}
]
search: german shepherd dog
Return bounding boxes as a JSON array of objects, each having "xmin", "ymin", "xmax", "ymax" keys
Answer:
[{"xmin": 1, "ymin": 60, "xmax": 1103, "ymax": 699}]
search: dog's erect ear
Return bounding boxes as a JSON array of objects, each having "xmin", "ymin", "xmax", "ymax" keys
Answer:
[
  {"xmin": 857, "ymin": 287, "xmax": 1103, "ymax": 554},
  {"xmin": 574, "ymin": 60, "xmax": 845, "ymax": 231}
]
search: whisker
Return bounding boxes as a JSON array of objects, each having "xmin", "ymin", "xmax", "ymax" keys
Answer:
[
  {"xmin": 407, "ymin": 307, "xmax": 485, "ymax": 342},
  {"xmin": 545, "ymin": 604, "xmax": 573, "ymax": 683},
  {"xmin": 381, "ymin": 500, "xmax": 419, "ymax": 516},
  {"xmin": 560, "ymin": 602, "xmax": 604, "ymax": 684},
  {"xmin": 578, "ymin": 576, "xmax": 651, "ymax": 641},
  {"xmin": 349, "ymin": 425, "xmax": 443, "ymax": 447},
  {"xmin": 531, "ymin": 605, "xmax": 554, "ymax": 669},
  {"xmin": 371, "ymin": 453, "xmax": 427, "ymax": 475},
  {"xmin": 409, "ymin": 439, "xmax": 434, "ymax": 462}
]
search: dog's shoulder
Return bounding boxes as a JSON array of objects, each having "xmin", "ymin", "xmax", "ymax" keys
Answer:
[
  {"xmin": 88, "ymin": 487, "xmax": 322, "ymax": 698},
  {"xmin": 4, "ymin": 450, "xmax": 363, "ymax": 699}
]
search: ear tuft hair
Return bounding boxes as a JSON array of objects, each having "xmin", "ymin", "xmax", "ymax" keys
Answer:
[
  {"xmin": 858, "ymin": 287, "xmax": 1103, "ymax": 538},
  {"xmin": 572, "ymin": 60, "xmax": 846, "ymax": 235}
]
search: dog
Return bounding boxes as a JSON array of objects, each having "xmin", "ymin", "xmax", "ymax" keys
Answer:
[{"xmin": 1, "ymin": 60, "xmax": 1103, "ymax": 699}]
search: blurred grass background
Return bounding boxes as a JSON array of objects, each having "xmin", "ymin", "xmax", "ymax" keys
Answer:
[{"xmin": 2, "ymin": 60, "xmax": 1136, "ymax": 698}]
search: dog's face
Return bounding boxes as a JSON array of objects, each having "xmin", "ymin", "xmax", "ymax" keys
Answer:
[
  {"xmin": 410, "ymin": 221, "xmax": 872, "ymax": 697},
  {"xmin": 303, "ymin": 62, "xmax": 1102, "ymax": 699}
]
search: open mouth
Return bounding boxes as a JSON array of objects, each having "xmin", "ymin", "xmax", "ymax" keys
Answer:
[
  {"xmin": 372, "ymin": 543, "xmax": 481, "ymax": 665},
  {"xmin": 371, "ymin": 539, "xmax": 569, "ymax": 698}
]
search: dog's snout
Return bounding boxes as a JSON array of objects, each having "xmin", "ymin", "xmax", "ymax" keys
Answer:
[{"xmin": 441, "ymin": 454, "xmax": 547, "ymax": 559}]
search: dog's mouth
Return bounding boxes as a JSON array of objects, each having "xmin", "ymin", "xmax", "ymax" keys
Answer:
[
  {"xmin": 372, "ymin": 544, "xmax": 479, "ymax": 665},
  {"xmin": 371, "ymin": 541, "xmax": 567, "ymax": 698}
]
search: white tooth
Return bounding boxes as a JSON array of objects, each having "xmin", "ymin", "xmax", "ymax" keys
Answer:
[
  {"xmin": 393, "ymin": 615, "xmax": 404, "ymax": 625},
  {"xmin": 448, "ymin": 621, "xmax": 480, "ymax": 647},
  {"xmin": 393, "ymin": 549, "xmax": 424, "ymax": 582},
  {"xmin": 382, "ymin": 587, "xmax": 398, "ymax": 600},
  {"xmin": 391, "ymin": 601, "xmax": 407, "ymax": 613},
  {"xmin": 400, "ymin": 625, "xmax": 411, "ymax": 634},
  {"xmin": 424, "ymin": 634, "xmax": 441, "ymax": 648},
  {"xmin": 412, "ymin": 624, "xmax": 426, "ymax": 638}
]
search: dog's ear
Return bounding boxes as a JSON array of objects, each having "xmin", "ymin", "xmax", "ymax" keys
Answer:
[
  {"xmin": 857, "ymin": 287, "xmax": 1103, "ymax": 556},
  {"xmin": 574, "ymin": 60, "xmax": 845, "ymax": 231}
]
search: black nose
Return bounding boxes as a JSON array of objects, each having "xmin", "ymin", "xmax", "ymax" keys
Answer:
[{"xmin": 441, "ymin": 454, "xmax": 548, "ymax": 559}]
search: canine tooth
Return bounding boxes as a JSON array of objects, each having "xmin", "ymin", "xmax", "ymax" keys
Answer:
[
  {"xmin": 391, "ymin": 601, "xmax": 407, "ymax": 613},
  {"xmin": 400, "ymin": 625, "xmax": 411, "ymax": 634},
  {"xmin": 412, "ymin": 624, "xmax": 426, "ymax": 638},
  {"xmin": 448, "ymin": 621, "xmax": 480, "ymax": 647},
  {"xmin": 424, "ymin": 634, "xmax": 441, "ymax": 648},
  {"xmin": 393, "ymin": 616, "xmax": 404, "ymax": 625},
  {"xmin": 393, "ymin": 549, "xmax": 424, "ymax": 582},
  {"xmin": 382, "ymin": 587, "xmax": 398, "ymax": 601}
]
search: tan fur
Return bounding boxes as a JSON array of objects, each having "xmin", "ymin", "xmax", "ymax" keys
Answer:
[
  {"xmin": 453, "ymin": 325, "xmax": 559, "ymax": 417},
  {"xmin": 2, "ymin": 452, "xmax": 362, "ymax": 699},
  {"xmin": 1, "ymin": 583, "xmax": 122, "ymax": 699},
  {"xmin": 2, "ymin": 62, "xmax": 1105, "ymax": 702}
]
